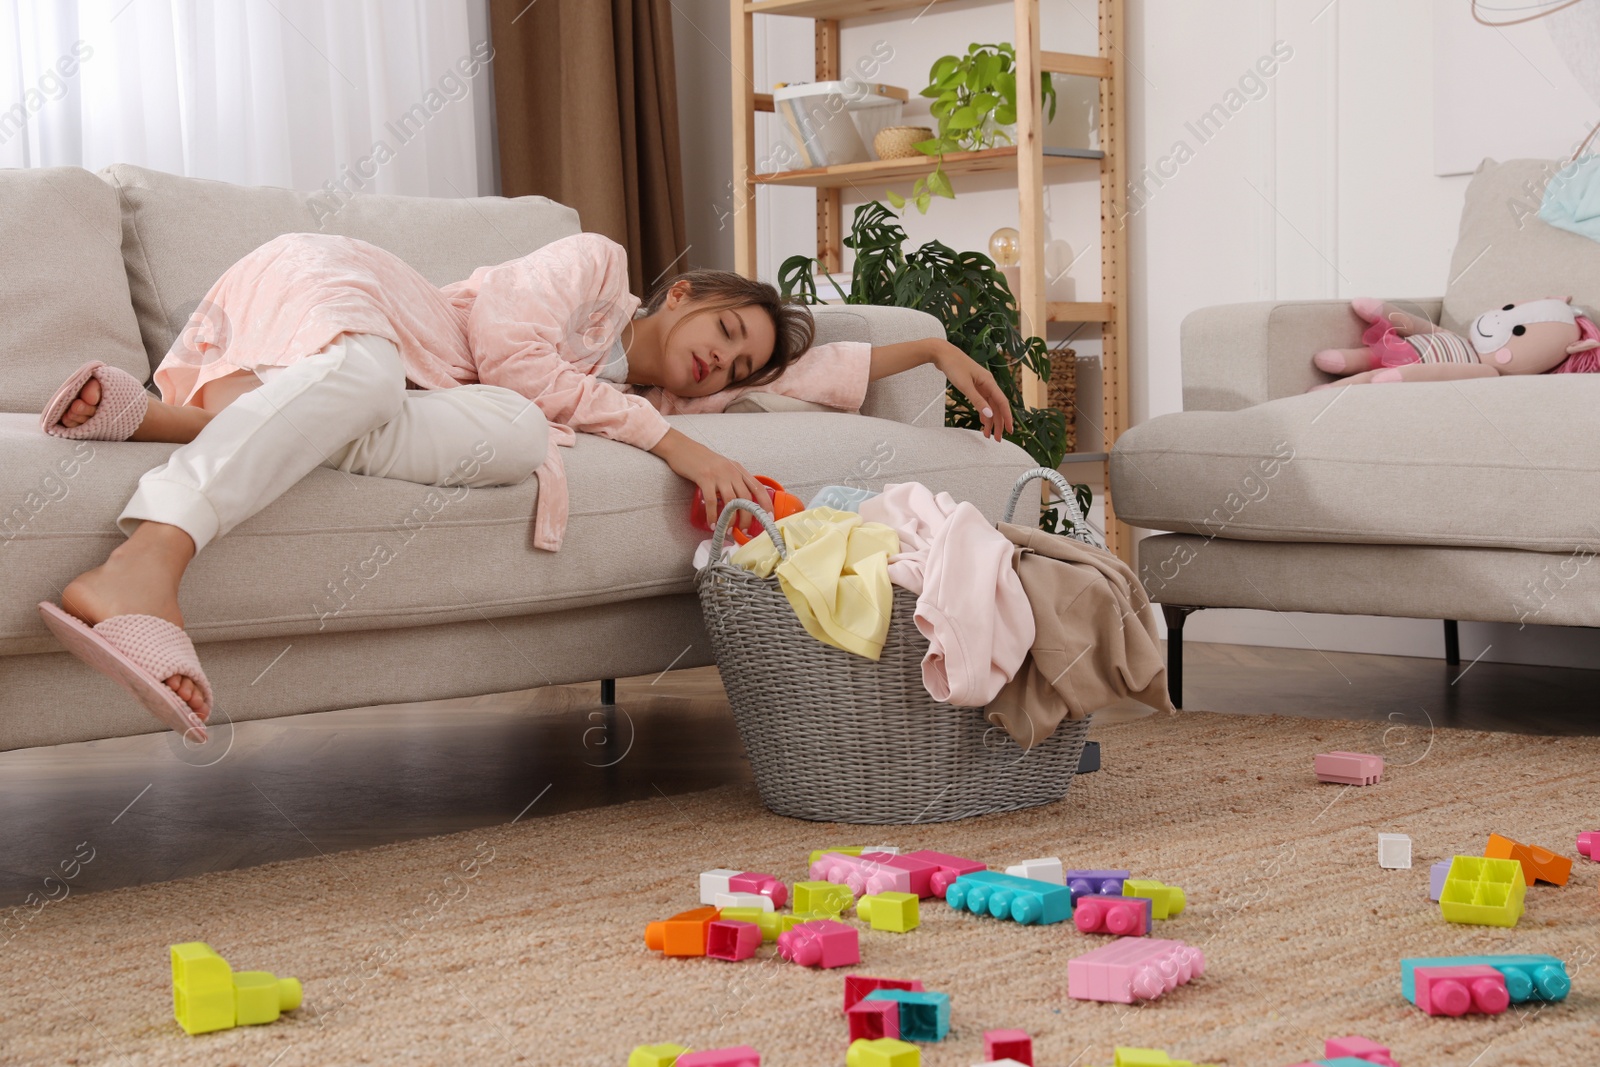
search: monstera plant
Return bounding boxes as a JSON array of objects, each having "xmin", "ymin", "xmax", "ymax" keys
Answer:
[{"xmin": 779, "ymin": 201, "xmax": 1089, "ymax": 532}]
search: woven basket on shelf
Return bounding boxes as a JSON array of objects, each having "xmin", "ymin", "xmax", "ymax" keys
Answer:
[
  {"xmin": 873, "ymin": 125, "xmax": 934, "ymax": 160},
  {"xmin": 1047, "ymin": 346, "xmax": 1078, "ymax": 455},
  {"xmin": 695, "ymin": 468, "xmax": 1102, "ymax": 824}
]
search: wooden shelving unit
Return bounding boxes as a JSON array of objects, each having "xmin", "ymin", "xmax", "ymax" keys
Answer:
[{"xmin": 730, "ymin": 0, "xmax": 1130, "ymax": 561}]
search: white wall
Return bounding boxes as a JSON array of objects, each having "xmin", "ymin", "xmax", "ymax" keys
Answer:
[{"xmin": 672, "ymin": 0, "xmax": 1600, "ymax": 671}]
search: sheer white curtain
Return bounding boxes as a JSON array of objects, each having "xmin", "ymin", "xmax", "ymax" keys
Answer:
[{"xmin": 0, "ymin": 0, "xmax": 496, "ymax": 197}]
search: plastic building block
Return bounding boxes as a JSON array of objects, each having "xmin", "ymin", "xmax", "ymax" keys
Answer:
[
  {"xmin": 811, "ymin": 846, "xmax": 865, "ymax": 865},
  {"xmin": 630, "ymin": 1044, "xmax": 690, "ymax": 1067},
  {"xmin": 1067, "ymin": 938, "xmax": 1205, "ymax": 1003},
  {"xmin": 858, "ymin": 892, "xmax": 920, "ymax": 933},
  {"xmin": 1377, "ymin": 834, "xmax": 1411, "ymax": 870},
  {"xmin": 714, "ymin": 891, "xmax": 774, "ymax": 912},
  {"xmin": 645, "ymin": 906, "xmax": 721, "ymax": 956},
  {"xmin": 868, "ymin": 853, "xmax": 942, "ymax": 898},
  {"xmin": 1410, "ymin": 965, "xmax": 1510, "ymax": 1016},
  {"xmin": 983, "ymin": 1029, "xmax": 1033, "ymax": 1065},
  {"xmin": 1401, "ymin": 954, "xmax": 1569, "ymax": 1004},
  {"xmin": 792, "ymin": 880, "xmax": 854, "ymax": 917},
  {"xmin": 1579, "ymin": 831, "xmax": 1599, "ymax": 860},
  {"xmin": 1122, "ymin": 878, "xmax": 1186, "ymax": 919},
  {"xmin": 1323, "ymin": 1035, "xmax": 1398, "ymax": 1066},
  {"xmin": 1485, "ymin": 832, "xmax": 1572, "ymax": 886},
  {"xmin": 1003, "ymin": 857, "xmax": 1065, "ymax": 884},
  {"xmin": 900, "ymin": 850, "xmax": 987, "ymax": 898},
  {"xmin": 973, "ymin": 1060, "xmax": 1030, "ymax": 1067},
  {"xmin": 1066, "ymin": 869, "xmax": 1130, "ymax": 900},
  {"xmin": 847, "ymin": 1038, "xmax": 921, "ymax": 1067},
  {"xmin": 676, "ymin": 1046, "xmax": 760, "ymax": 1067},
  {"xmin": 728, "ymin": 871, "xmax": 788, "ymax": 909},
  {"xmin": 170, "ymin": 942, "xmax": 301, "ymax": 1036},
  {"xmin": 777, "ymin": 919, "xmax": 859, "ymax": 968},
  {"xmin": 700, "ymin": 868, "xmax": 742, "ymax": 904},
  {"xmin": 847, "ymin": 998, "xmax": 901, "ymax": 1041},
  {"xmin": 719, "ymin": 907, "xmax": 782, "ymax": 942},
  {"xmin": 843, "ymin": 975, "xmax": 927, "ymax": 1013},
  {"xmin": 706, "ymin": 920, "xmax": 762, "ymax": 961},
  {"xmin": 1313, "ymin": 751, "xmax": 1383, "ymax": 785},
  {"xmin": 1074, "ymin": 893, "xmax": 1152, "ymax": 936},
  {"xmin": 864, "ymin": 990, "xmax": 951, "ymax": 1042},
  {"xmin": 947, "ymin": 871, "xmax": 1073, "ymax": 925},
  {"xmin": 863, "ymin": 845, "xmax": 900, "ymax": 855},
  {"xmin": 1439, "ymin": 856, "xmax": 1526, "ymax": 927},
  {"xmin": 1429, "ymin": 861, "xmax": 1450, "ymax": 901},
  {"xmin": 1109, "ymin": 1050, "xmax": 1213, "ymax": 1067},
  {"xmin": 812, "ymin": 852, "xmax": 914, "ymax": 896}
]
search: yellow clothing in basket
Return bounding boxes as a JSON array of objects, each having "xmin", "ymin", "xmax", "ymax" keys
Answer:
[{"xmin": 730, "ymin": 506, "xmax": 900, "ymax": 660}]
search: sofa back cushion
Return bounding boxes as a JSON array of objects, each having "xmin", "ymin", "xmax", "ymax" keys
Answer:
[
  {"xmin": 0, "ymin": 167, "xmax": 151, "ymax": 413},
  {"xmin": 1442, "ymin": 157, "xmax": 1600, "ymax": 334},
  {"xmin": 100, "ymin": 163, "xmax": 583, "ymax": 375}
]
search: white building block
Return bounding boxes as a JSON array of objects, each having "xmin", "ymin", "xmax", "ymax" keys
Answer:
[
  {"xmin": 714, "ymin": 891, "xmax": 775, "ymax": 912},
  {"xmin": 1003, "ymin": 856, "xmax": 1065, "ymax": 884},
  {"xmin": 1378, "ymin": 833, "xmax": 1412, "ymax": 870},
  {"xmin": 699, "ymin": 868, "xmax": 741, "ymax": 904}
]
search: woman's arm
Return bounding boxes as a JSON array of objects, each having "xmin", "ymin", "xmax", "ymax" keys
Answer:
[{"xmin": 870, "ymin": 338, "xmax": 1015, "ymax": 441}]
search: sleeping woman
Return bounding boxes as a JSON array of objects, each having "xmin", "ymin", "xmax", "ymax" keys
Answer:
[{"xmin": 36, "ymin": 231, "xmax": 1014, "ymax": 740}]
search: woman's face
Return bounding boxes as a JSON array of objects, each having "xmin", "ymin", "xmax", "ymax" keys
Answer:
[{"xmin": 652, "ymin": 290, "xmax": 777, "ymax": 397}]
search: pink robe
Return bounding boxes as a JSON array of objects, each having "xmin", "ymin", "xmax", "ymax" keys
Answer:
[{"xmin": 155, "ymin": 231, "xmax": 872, "ymax": 550}]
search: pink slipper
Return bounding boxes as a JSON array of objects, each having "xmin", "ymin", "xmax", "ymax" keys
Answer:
[
  {"xmin": 40, "ymin": 361, "xmax": 150, "ymax": 440},
  {"xmin": 38, "ymin": 602, "xmax": 211, "ymax": 741}
]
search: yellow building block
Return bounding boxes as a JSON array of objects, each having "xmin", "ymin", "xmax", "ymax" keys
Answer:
[
  {"xmin": 629, "ymin": 1043, "xmax": 690, "ymax": 1067},
  {"xmin": 793, "ymin": 881, "xmax": 853, "ymax": 916},
  {"xmin": 719, "ymin": 907, "xmax": 783, "ymax": 942},
  {"xmin": 233, "ymin": 971, "xmax": 303, "ymax": 1026},
  {"xmin": 1122, "ymin": 878, "xmax": 1186, "ymax": 919},
  {"xmin": 1109, "ymin": 1048, "xmax": 1217, "ymax": 1067},
  {"xmin": 171, "ymin": 942, "xmax": 301, "ymax": 1036},
  {"xmin": 847, "ymin": 1037, "xmax": 921, "ymax": 1067},
  {"xmin": 810, "ymin": 847, "xmax": 865, "ymax": 865},
  {"xmin": 857, "ymin": 892, "xmax": 919, "ymax": 932},
  {"xmin": 1441, "ymin": 855, "xmax": 1527, "ymax": 928}
]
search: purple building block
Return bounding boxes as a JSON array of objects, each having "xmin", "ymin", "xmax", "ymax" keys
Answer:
[
  {"xmin": 1066, "ymin": 869, "xmax": 1130, "ymax": 900},
  {"xmin": 1429, "ymin": 860, "xmax": 1451, "ymax": 902}
]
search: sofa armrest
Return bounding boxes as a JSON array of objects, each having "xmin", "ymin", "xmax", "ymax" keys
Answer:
[
  {"xmin": 1180, "ymin": 297, "xmax": 1444, "ymax": 411},
  {"xmin": 811, "ymin": 304, "xmax": 948, "ymax": 429}
]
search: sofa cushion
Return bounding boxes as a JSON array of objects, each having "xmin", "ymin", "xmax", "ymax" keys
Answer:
[
  {"xmin": 1442, "ymin": 157, "xmax": 1600, "ymax": 334},
  {"xmin": 0, "ymin": 167, "xmax": 151, "ymax": 413},
  {"xmin": 0, "ymin": 411, "xmax": 1035, "ymax": 655},
  {"xmin": 1110, "ymin": 374, "xmax": 1600, "ymax": 553},
  {"xmin": 100, "ymin": 163, "xmax": 583, "ymax": 375}
]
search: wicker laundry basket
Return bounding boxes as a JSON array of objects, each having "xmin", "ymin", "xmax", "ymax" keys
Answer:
[{"xmin": 696, "ymin": 468, "xmax": 1105, "ymax": 824}]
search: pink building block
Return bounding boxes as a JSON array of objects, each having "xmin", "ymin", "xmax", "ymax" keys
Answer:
[
  {"xmin": 871, "ymin": 853, "xmax": 942, "ymax": 898},
  {"xmin": 1314, "ymin": 751, "xmax": 1384, "ymax": 785},
  {"xmin": 1325, "ymin": 1035, "xmax": 1398, "ymax": 1066},
  {"xmin": 843, "ymin": 976, "xmax": 927, "ymax": 1013},
  {"xmin": 1413, "ymin": 965, "xmax": 1511, "ymax": 1017},
  {"xmin": 1066, "ymin": 938, "xmax": 1205, "ymax": 1003},
  {"xmin": 706, "ymin": 920, "xmax": 762, "ymax": 961},
  {"xmin": 846, "ymin": 998, "xmax": 900, "ymax": 1041},
  {"xmin": 1579, "ymin": 832, "xmax": 1599, "ymax": 860},
  {"xmin": 899, "ymin": 849, "xmax": 987, "ymax": 898},
  {"xmin": 810, "ymin": 852, "xmax": 913, "ymax": 897},
  {"xmin": 1073, "ymin": 894, "xmax": 1151, "ymax": 936},
  {"xmin": 983, "ymin": 1028, "xmax": 1033, "ymax": 1065},
  {"xmin": 728, "ymin": 872, "xmax": 788, "ymax": 910},
  {"xmin": 777, "ymin": 920, "xmax": 860, "ymax": 969},
  {"xmin": 676, "ymin": 1046, "xmax": 760, "ymax": 1067}
]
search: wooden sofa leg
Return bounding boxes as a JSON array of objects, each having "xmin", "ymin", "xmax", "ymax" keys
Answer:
[
  {"xmin": 600, "ymin": 678, "xmax": 616, "ymax": 705},
  {"xmin": 1443, "ymin": 620, "xmax": 1460, "ymax": 666},
  {"xmin": 1161, "ymin": 605, "xmax": 1200, "ymax": 710}
]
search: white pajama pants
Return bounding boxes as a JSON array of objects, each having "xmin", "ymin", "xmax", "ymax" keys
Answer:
[{"xmin": 118, "ymin": 333, "xmax": 549, "ymax": 552}]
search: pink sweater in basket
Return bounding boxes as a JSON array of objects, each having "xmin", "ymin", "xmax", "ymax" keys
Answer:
[{"xmin": 154, "ymin": 231, "xmax": 871, "ymax": 550}]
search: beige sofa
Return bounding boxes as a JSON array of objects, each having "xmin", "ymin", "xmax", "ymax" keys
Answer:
[
  {"xmin": 1110, "ymin": 157, "xmax": 1600, "ymax": 706},
  {"xmin": 0, "ymin": 164, "xmax": 1038, "ymax": 751}
]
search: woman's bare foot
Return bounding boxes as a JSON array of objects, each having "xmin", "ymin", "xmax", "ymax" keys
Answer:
[
  {"xmin": 55, "ymin": 375, "xmax": 215, "ymax": 443},
  {"xmin": 60, "ymin": 523, "xmax": 208, "ymax": 716}
]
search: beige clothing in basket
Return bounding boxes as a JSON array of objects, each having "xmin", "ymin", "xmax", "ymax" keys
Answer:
[{"xmin": 987, "ymin": 522, "xmax": 1174, "ymax": 748}]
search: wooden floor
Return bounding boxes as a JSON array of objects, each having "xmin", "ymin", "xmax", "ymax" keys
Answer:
[{"xmin": 3, "ymin": 642, "xmax": 1595, "ymax": 907}]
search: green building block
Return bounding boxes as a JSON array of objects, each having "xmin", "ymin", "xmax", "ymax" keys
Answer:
[
  {"xmin": 628, "ymin": 1043, "xmax": 690, "ymax": 1067},
  {"xmin": 793, "ymin": 880, "xmax": 854, "ymax": 916},
  {"xmin": 846, "ymin": 1037, "xmax": 921, "ymax": 1067},
  {"xmin": 1122, "ymin": 878, "xmax": 1186, "ymax": 919},
  {"xmin": 810, "ymin": 847, "xmax": 865, "ymax": 865},
  {"xmin": 857, "ymin": 892, "xmax": 919, "ymax": 932},
  {"xmin": 719, "ymin": 907, "xmax": 783, "ymax": 942},
  {"xmin": 1440, "ymin": 856, "xmax": 1527, "ymax": 927},
  {"xmin": 170, "ymin": 942, "xmax": 301, "ymax": 1036}
]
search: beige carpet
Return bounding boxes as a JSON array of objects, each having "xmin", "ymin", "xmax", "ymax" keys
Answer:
[{"xmin": 7, "ymin": 711, "xmax": 1599, "ymax": 1067}]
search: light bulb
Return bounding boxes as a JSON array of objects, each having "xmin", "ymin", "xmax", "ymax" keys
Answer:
[{"xmin": 988, "ymin": 226, "xmax": 1021, "ymax": 267}]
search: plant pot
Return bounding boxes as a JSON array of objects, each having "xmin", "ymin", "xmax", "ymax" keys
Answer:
[{"xmin": 873, "ymin": 125, "xmax": 934, "ymax": 160}]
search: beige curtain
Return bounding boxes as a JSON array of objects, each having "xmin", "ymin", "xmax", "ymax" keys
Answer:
[{"xmin": 490, "ymin": 0, "xmax": 689, "ymax": 297}]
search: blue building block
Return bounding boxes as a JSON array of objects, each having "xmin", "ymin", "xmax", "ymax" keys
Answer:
[
  {"xmin": 945, "ymin": 870, "xmax": 1072, "ymax": 926},
  {"xmin": 864, "ymin": 989, "xmax": 950, "ymax": 1042},
  {"xmin": 1400, "ymin": 954, "xmax": 1569, "ymax": 1005}
]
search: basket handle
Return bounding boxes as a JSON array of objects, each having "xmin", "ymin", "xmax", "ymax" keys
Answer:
[
  {"xmin": 1003, "ymin": 466, "xmax": 1107, "ymax": 549},
  {"xmin": 708, "ymin": 499, "xmax": 787, "ymax": 561}
]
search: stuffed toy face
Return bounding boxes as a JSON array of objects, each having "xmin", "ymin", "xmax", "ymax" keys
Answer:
[{"xmin": 1468, "ymin": 298, "xmax": 1587, "ymax": 374}]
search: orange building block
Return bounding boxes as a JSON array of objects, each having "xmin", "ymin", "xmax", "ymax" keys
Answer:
[
  {"xmin": 646, "ymin": 906, "xmax": 721, "ymax": 957},
  {"xmin": 1485, "ymin": 834, "xmax": 1572, "ymax": 887}
]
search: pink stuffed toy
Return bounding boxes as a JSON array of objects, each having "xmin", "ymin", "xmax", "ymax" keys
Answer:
[{"xmin": 1311, "ymin": 296, "xmax": 1600, "ymax": 388}]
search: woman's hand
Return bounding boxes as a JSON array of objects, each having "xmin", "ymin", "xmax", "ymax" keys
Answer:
[
  {"xmin": 931, "ymin": 340, "xmax": 1015, "ymax": 442},
  {"xmin": 650, "ymin": 428, "xmax": 774, "ymax": 531}
]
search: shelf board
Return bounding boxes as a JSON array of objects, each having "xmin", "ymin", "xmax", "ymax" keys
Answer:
[
  {"xmin": 754, "ymin": 145, "xmax": 1103, "ymax": 189},
  {"xmin": 1059, "ymin": 451, "xmax": 1110, "ymax": 464},
  {"xmin": 1047, "ymin": 301, "xmax": 1114, "ymax": 323},
  {"xmin": 746, "ymin": 0, "xmax": 949, "ymax": 18}
]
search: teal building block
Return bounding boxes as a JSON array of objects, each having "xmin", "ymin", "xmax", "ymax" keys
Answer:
[
  {"xmin": 945, "ymin": 871, "xmax": 1072, "ymax": 926},
  {"xmin": 1400, "ymin": 954, "xmax": 1569, "ymax": 1004},
  {"xmin": 864, "ymin": 990, "xmax": 950, "ymax": 1042}
]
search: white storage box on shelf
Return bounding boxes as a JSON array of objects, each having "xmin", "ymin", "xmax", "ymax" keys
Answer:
[{"xmin": 772, "ymin": 81, "xmax": 904, "ymax": 169}]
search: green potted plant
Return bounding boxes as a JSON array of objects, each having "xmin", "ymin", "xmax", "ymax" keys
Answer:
[
  {"xmin": 891, "ymin": 43, "xmax": 1058, "ymax": 214},
  {"xmin": 779, "ymin": 201, "xmax": 1089, "ymax": 532}
]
